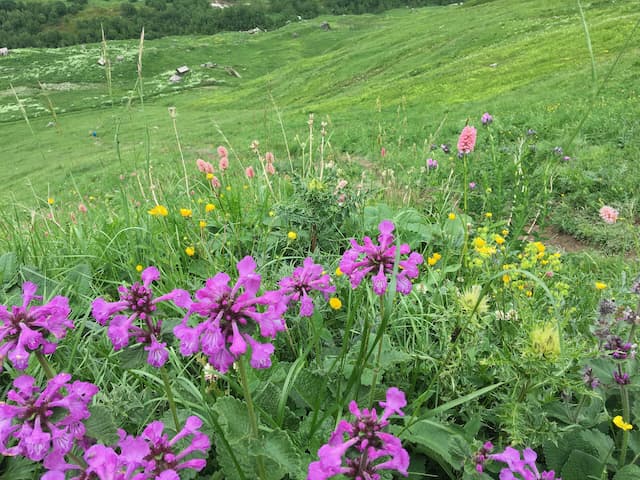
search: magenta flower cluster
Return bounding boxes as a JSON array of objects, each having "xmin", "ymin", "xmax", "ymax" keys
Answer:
[
  {"xmin": 308, "ymin": 387, "xmax": 409, "ymax": 480},
  {"xmin": 277, "ymin": 257, "xmax": 336, "ymax": 317},
  {"xmin": 172, "ymin": 256, "xmax": 288, "ymax": 373},
  {"xmin": 0, "ymin": 373, "xmax": 98, "ymax": 463},
  {"xmin": 478, "ymin": 445, "xmax": 561, "ymax": 480},
  {"xmin": 339, "ymin": 220, "xmax": 423, "ymax": 296},
  {"xmin": 42, "ymin": 415, "xmax": 210, "ymax": 480},
  {"xmin": 92, "ymin": 266, "xmax": 191, "ymax": 368},
  {"xmin": 0, "ymin": 282, "xmax": 73, "ymax": 371}
]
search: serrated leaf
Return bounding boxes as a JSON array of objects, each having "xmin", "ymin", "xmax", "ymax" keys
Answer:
[
  {"xmin": 0, "ymin": 455, "xmax": 39, "ymax": 480},
  {"xmin": 212, "ymin": 396, "xmax": 252, "ymax": 442},
  {"xmin": 577, "ymin": 429, "xmax": 614, "ymax": 463},
  {"xmin": 215, "ymin": 434, "xmax": 255, "ymax": 480},
  {"xmin": 85, "ymin": 405, "xmax": 119, "ymax": 445},
  {"xmin": 0, "ymin": 252, "xmax": 18, "ymax": 287},
  {"xmin": 20, "ymin": 265, "xmax": 58, "ymax": 294},
  {"xmin": 251, "ymin": 430, "xmax": 305, "ymax": 480},
  {"xmin": 293, "ymin": 370, "xmax": 327, "ymax": 408},
  {"xmin": 119, "ymin": 344, "xmax": 147, "ymax": 370},
  {"xmin": 65, "ymin": 262, "xmax": 92, "ymax": 296},
  {"xmin": 614, "ymin": 464, "xmax": 640, "ymax": 480},
  {"xmin": 396, "ymin": 419, "xmax": 461, "ymax": 469},
  {"xmin": 560, "ymin": 450, "xmax": 604, "ymax": 480}
]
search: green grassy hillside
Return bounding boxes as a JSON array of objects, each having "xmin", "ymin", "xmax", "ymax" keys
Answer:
[{"xmin": 0, "ymin": 0, "xmax": 639, "ymax": 248}]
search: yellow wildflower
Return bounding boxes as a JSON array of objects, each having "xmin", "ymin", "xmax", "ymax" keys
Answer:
[
  {"xmin": 206, "ymin": 173, "xmax": 214, "ymax": 180},
  {"xmin": 427, "ymin": 253, "xmax": 442, "ymax": 266},
  {"xmin": 287, "ymin": 231, "xmax": 297, "ymax": 240},
  {"xmin": 225, "ymin": 185, "xmax": 231, "ymax": 191},
  {"xmin": 205, "ymin": 203, "xmax": 215, "ymax": 213},
  {"xmin": 329, "ymin": 297, "xmax": 342, "ymax": 310},
  {"xmin": 180, "ymin": 208, "xmax": 192, "ymax": 218},
  {"xmin": 199, "ymin": 220, "xmax": 207, "ymax": 229},
  {"xmin": 185, "ymin": 246, "xmax": 195, "ymax": 257},
  {"xmin": 485, "ymin": 212, "xmax": 493, "ymax": 218},
  {"xmin": 47, "ymin": 197, "xmax": 55, "ymax": 205},
  {"xmin": 493, "ymin": 234, "xmax": 505, "ymax": 245},
  {"xmin": 502, "ymin": 229, "xmax": 509, "ymax": 236},
  {"xmin": 613, "ymin": 416, "xmax": 633, "ymax": 431},
  {"xmin": 448, "ymin": 212, "xmax": 456, "ymax": 220},
  {"xmin": 148, "ymin": 205, "xmax": 168, "ymax": 217},
  {"xmin": 335, "ymin": 267, "xmax": 343, "ymax": 276},
  {"xmin": 268, "ymin": 211, "xmax": 275, "ymax": 217},
  {"xmin": 136, "ymin": 264, "xmax": 143, "ymax": 272},
  {"xmin": 502, "ymin": 274, "xmax": 511, "ymax": 284},
  {"xmin": 595, "ymin": 282, "xmax": 607, "ymax": 290}
]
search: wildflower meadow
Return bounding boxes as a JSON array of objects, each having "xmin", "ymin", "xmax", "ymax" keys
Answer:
[{"xmin": 2, "ymin": 1, "xmax": 640, "ymax": 479}]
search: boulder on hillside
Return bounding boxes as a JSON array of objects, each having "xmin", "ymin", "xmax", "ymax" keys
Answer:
[{"xmin": 320, "ymin": 21, "xmax": 330, "ymax": 31}]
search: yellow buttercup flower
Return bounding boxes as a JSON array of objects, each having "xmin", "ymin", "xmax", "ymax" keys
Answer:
[
  {"xmin": 427, "ymin": 253, "xmax": 442, "ymax": 266},
  {"xmin": 206, "ymin": 173, "xmax": 214, "ymax": 180},
  {"xmin": 205, "ymin": 203, "xmax": 215, "ymax": 213},
  {"xmin": 47, "ymin": 197, "xmax": 55, "ymax": 205},
  {"xmin": 613, "ymin": 416, "xmax": 633, "ymax": 431},
  {"xmin": 148, "ymin": 205, "xmax": 168, "ymax": 217},
  {"xmin": 595, "ymin": 282, "xmax": 607, "ymax": 290},
  {"xmin": 335, "ymin": 267, "xmax": 343, "ymax": 277},
  {"xmin": 268, "ymin": 211, "xmax": 275, "ymax": 217},
  {"xmin": 225, "ymin": 185, "xmax": 231, "ymax": 191},
  {"xmin": 180, "ymin": 208, "xmax": 192, "ymax": 218},
  {"xmin": 136, "ymin": 264, "xmax": 143, "ymax": 272},
  {"xmin": 485, "ymin": 212, "xmax": 493, "ymax": 218},
  {"xmin": 199, "ymin": 220, "xmax": 207, "ymax": 228},
  {"xmin": 287, "ymin": 231, "xmax": 297, "ymax": 240},
  {"xmin": 448, "ymin": 212, "xmax": 456, "ymax": 220},
  {"xmin": 329, "ymin": 297, "xmax": 342, "ymax": 310},
  {"xmin": 493, "ymin": 234, "xmax": 505, "ymax": 245},
  {"xmin": 185, "ymin": 246, "xmax": 195, "ymax": 257}
]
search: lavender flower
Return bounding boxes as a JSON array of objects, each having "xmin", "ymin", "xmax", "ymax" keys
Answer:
[
  {"xmin": 0, "ymin": 282, "xmax": 72, "ymax": 371},
  {"xmin": 481, "ymin": 112, "xmax": 493, "ymax": 126},
  {"xmin": 440, "ymin": 144, "xmax": 450, "ymax": 154},
  {"xmin": 604, "ymin": 336, "xmax": 635, "ymax": 360},
  {"xmin": 0, "ymin": 373, "xmax": 98, "ymax": 462},
  {"xmin": 308, "ymin": 387, "xmax": 410, "ymax": 480},
  {"xmin": 582, "ymin": 366, "xmax": 600, "ymax": 389},
  {"xmin": 173, "ymin": 256, "xmax": 287, "ymax": 373},
  {"xmin": 339, "ymin": 220, "xmax": 424, "ymax": 296},
  {"xmin": 426, "ymin": 158, "xmax": 438, "ymax": 170},
  {"xmin": 278, "ymin": 257, "xmax": 336, "ymax": 317},
  {"xmin": 489, "ymin": 446, "xmax": 561, "ymax": 480},
  {"xmin": 91, "ymin": 266, "xmax": 191, "ymax": 367},
  {"xmin": 473, "ymin": 441, "xmax": 494, "ymax": 473},
  {"xmin": 613, "ymin": 370, "xmax": 630, "ymax": 385}
]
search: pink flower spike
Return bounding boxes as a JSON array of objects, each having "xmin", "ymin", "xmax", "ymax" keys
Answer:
[
  {"xmin": 245, "ymin": 166, "xmax": 255, "ymax": 179},
  {"xmin": 265, "ymin": 151, "xmax": 274, "ymax": 163},
  {"xmin": 217, "ymin": 145, "xmax": 228, "ymax": 158},
  {"xmin": 599, "ymin": 205, "xmax": 619, "ymax": 224},
  {"xmin": 457, "ymin": 125, "xmax": 477, "ymax": 154},
  {"xmin": 196, "ymin": 159, "xmax": 214, "ymax": 174},
  {"xmin": 219, "ymin": 156, "xmax": 229, "ymax": 171}
]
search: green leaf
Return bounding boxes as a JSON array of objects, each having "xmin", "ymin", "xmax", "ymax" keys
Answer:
[
  {"xmin": 213, "ymin": 396, "xmax": 253, "ymax": 442},
  {"xmin": 577, "ymin": 429, "xmax": 614, "ymax": 463},
  {"xmin": 560, "ymin": 450, "xmax": 604, "ymax": 480},
  {"xmin": 85, "ymin": 405, "xmax": 119, "ymax": 445},
  {"xmin": 396, "ymin": 418, "xmax": 462, "ymax": 469},
  {"xmin": 65, "ymin": 262, "xmax": 92, "ymax": 296},
  {"xmin": 0, "ymin": 455, "xmax": 39, "ymax": 480},
  {"xmin": 425, "ymin": 383, "xmax": 503, "ymax": 417},
  {"xmin": 119, "ymin": 344, "xmax": 147, "ymax": 370},
  {"xmin": 614, "ymin": 464, "xmax": 640, "ymax": 480},
  {"xmin": 252, "ymin": 430, "xmax": 305, "ymax": 480},
  {"xmin": 0, "ymin": 251, "xmax": 18, "ymax": 287}
]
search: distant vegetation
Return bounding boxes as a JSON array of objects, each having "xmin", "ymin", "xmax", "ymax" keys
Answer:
[{"xmin": 0, "ymin": 0, "xmax": 459, "ymax": 48}]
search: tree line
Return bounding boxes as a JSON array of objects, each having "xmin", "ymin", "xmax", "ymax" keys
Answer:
[{"xmin": 0, "ymin": 0, "xmax": 461, "ymax": 49}]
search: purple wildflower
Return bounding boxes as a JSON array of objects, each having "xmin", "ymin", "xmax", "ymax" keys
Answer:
[
  {"xmin": 42, "ymin": 417, "xmax": 209, "ymax": 480},
  {"xmin": 613, "ymin": 369, "xmax": 630, "ymax": 385},
  {"xmin": 426, "ymin": 158, "xmax": 438, "ymax": 170},
  {"xmin": 0, "ymin": 373, "xmax": 98, "ymax": 462},
  {"xmin": 562, "ymin": 156, "xmax": 571, "ymax": 162},
  {"xmin": 473, "ymin": 441, "xmax": 494, "ymax": 473},
  {"xmin": 604, "ymin": 336, "xmax": 635, "ymax": 360},
  {"xmin": 489, "ymin": 446, "xmax": 561, "ymax": 480},
  {"xmin": 469, "ymin": 182, "xmax": 477, "ymax": 190},
  {"xmin": 481, "ymin": 112, "xmax": 493, "ymax": 126},
  {"xmin": 339, "ymin": 220, "xmax": 424, "ymax": 296},
  {"xmin": 582, "ymin": 366, "xmax": 600, "ymax": 389},
  {"xmin": 440, "ymin": 144, "xmax": 450, "ymax": 154},
  {"xmin": 0, "ymin": 282, "xmax": 73, "ymax": 371},
  {"xmin": 278, "ymin": 257, "xmax": 336, "ymax": 317},
  {"xmin": 172, "ymin": 256, "xmax": 287, "ymax": 373},
  {"xmin": 308, "ymin": 387, "xmax": 409, "ymax": 480},
  {"xmin": 91, "ymin": 266, "xmax": 191, "ymax": 368}
]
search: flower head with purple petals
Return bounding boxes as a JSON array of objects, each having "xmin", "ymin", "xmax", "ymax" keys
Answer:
[
  {"xmin": 172, "ymin": 256, "xmax": 287, "ymax": 373},
  {"xmin": 278, "ymin": 257, "xmax": 336, "ymax": 317},
  {"xmin": 489, "ymin": 446, "xmax": 561, "ymax": 480},
  {"xmin": 339, "ymin": 221, "xmax": 423, "ymax": 296},
  {"xmin": 308, "ymin": 387, "xmax": 409, "ymax": 480},
  {"xmin": 42, "ymin": 416, "xmax": 210, "ymax": 480},
  {"xmin": 91, "ymin": 266, "xmax": 191, "ymax": 367},
  {"xmin": 0, "ymin": 282, "xmax": 73, "ymax": 371},
  {"xmin": 0, "ymin": 373, "xmax": 98, "ymax": 463}
]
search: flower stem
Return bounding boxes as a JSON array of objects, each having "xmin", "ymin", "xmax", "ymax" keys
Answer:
[
  {"xmin": 368, "ymin": 296, "xmax": 386, "ymax": 405},
  {"xmin": 237, "ymin": 357, "xmax": 267, "ymax": 480},
  {"xmin": 160, "ymin": 366, "xmax": 180, "ymax": 431},
  {"xmin": 35, "ymin": 351, "xmax": 56, "ymax": 380},
  {"xmin": 619, "ymin": 384, "xmax": 631, "ymax": 468}
]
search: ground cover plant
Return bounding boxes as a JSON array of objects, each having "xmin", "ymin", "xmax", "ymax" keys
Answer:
[{"xmin": 2, "ymin": 0, "xmax": 640, "ymax": 479}]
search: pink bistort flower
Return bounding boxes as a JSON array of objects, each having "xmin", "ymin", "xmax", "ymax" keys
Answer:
[
  {"xmin": 196, "ymin": 158, "xmax": 214, "ymax": 174},
  {"xmin": 245, "ymin": 166, "xmax": 255, "ymax": 179},
  {"xmin": 599, "ymin": 205, "xmax": 619, "ymax": 224},
  {"xmin": 457, "ymin": 125, "xmax": 477, "ymax": 154}
]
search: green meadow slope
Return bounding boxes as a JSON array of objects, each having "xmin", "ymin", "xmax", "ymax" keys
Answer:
[{"xmin": 0, "ymin": 0, "xmax": 638, "ymax": 213}]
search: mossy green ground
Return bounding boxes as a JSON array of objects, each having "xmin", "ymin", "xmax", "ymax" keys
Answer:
[{"xmin": 0, "ymin": 0, "xmax": 639, "ymax": 249}]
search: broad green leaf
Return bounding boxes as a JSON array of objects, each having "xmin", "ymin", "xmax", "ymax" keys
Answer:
[
  {"xmin": 614, "ymin": 464, "xmax": 640, "ymax": 480},
  {"xmin": 0, "ymin": 252, "xmax": 18, "ymax": 287},
  {"xmin": 85, "ymin": 405, "xmax": 119, "ymax": 445},
  {"xmin": 65, "ymin": 262, "xmax": 92, "ymax": 296},
  {"xmin": 0, "ymin": 455, "xmax": 39, "ymax": 480},
  {"xmin": 395, "ymin": 418, "xmax": 461, "ymax": 469},
  {"xmin": 560, "ymin": 450, "xmax": 604, "ymax": 480},
  {"xmin": 212, "ymin": 396, "xmax": 252, "ymax": 442}
]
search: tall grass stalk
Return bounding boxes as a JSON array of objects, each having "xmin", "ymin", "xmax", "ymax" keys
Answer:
[{"xmin": 100, "ymin": 25, "xmax": 113, "ymax": 106}]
